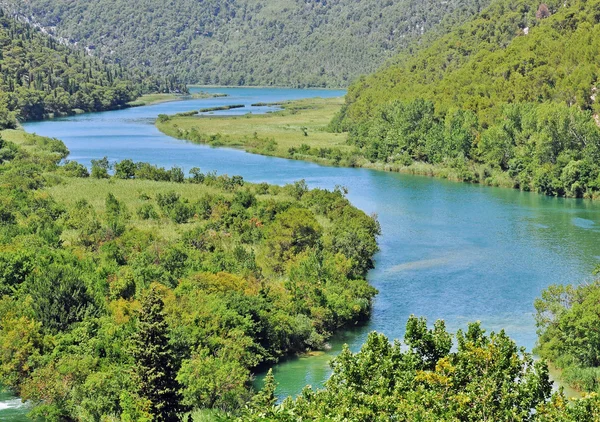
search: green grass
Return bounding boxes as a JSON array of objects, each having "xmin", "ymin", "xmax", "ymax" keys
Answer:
[
  {"xmin": 45, "ymin": 177, "xmax": 295, "ymax": 241},
  {"xmin": 47, "ymin": 178, "xmax": 230, "ymax": 241},
  {"xmin": 127, "ymin": 93, "xmax": 188, "ymax": 107},
  {"xmin": 128, "ymin": 92, "xmax": 229, "ymax": 107},
  {"xmin": 2, "ymin": 129, "xmax": 33, "ymax": 146},
  {"xmin": 156, "ymin": 97, "xmax": 351, "ymax": 159},
  {"xmin": 2, "ymin": 129, "xmax": 62, "ymax": 154}
]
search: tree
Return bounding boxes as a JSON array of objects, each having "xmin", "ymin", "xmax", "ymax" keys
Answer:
[
  {"xmin": 132, "ymin": 286, "xmax": 184, "ymax": 421},
  {"xmin": 259, "ymin": 207, "xmax": 322, "ymax": 274},
  {"xmin": 28, "ymin": 262, "xmax": 98, "ymax": 333},
  {"xmin": 248, "ymin": 369, "xmax": 277, "ymax": 417},
  {"xmin": 91, "ymin": 156, "xmax": 111, "ymax": 179},
  {"xmin": 176, "ymin": 348, "xmax": 249, "ymax": 411},
  {"xmin": 0, "ymin": 97, "xmax": 17, "ymax": 129},
  {"xmin": 246, "ymin": 316, "xmax": 556, "ymax": 421},
  {"xmin": 105, "ymin": 193, "xmax": 128, "ymax": 237},
  {"xmin": 114, "ymin": 159, "xmax": 136, "ymax": 179}
]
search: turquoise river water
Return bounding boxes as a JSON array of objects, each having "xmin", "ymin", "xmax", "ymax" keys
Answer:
[{"xmin": 3, "ymin": 87, "xmax": 600, "ymax": 418}]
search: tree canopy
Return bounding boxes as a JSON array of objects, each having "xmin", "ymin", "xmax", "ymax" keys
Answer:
[
  {"xmin": 246, "ymin": 316, "xmax": 600, "ymax": 421},
  {"xmin": 0, "ymin": 9, "xmax": 185, "ymax": 129},
  {"xmin": 4, "ymin": 0, "xmax": 491, "ymax": 88},
  {"xmin": 326, "ymin": 0, "xmax": 600, "ymax": 199}
]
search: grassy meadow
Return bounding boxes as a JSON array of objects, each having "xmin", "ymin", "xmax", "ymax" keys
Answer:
[
  {"xmin": 128, "ymin": 91, "xmax": 228, "ymax": 107},
  {"xmin": 156, "ymin": 97, "xmax": 351, "ymax": 162}
]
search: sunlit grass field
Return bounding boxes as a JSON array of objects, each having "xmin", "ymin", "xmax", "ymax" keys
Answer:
[
  {"xmin": 45, "ymin": 177, "xmax": 330, "ymax": 243},
  {"xmin": 156, "ymin": 97, "xmax": 350, "ymax": 158}
]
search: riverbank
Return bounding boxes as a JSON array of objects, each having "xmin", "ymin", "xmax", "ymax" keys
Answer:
[
  {"xmin": 156, "ymin": 97, "xmax": 351, "ymax": 158},
  {"xmin": 127, "ymin": 91, "xmax": 228, "ymax": 107},
  {"xmin": 156, "ymin": 97, "xmax": 600, "ymax": 200}
]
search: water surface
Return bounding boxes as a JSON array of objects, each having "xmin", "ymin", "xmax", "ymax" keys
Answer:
[{"xmin": 9, "ymin": 87, "xmax": 600, "ymax": 408}]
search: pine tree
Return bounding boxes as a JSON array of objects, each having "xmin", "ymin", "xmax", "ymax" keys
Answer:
[
  {"xmin": 132, "ymin": 286, "xmax": 184, "ymax": 421},
  {"xmin": 249, "ymin": 369, "xmax": 277, "ymax": 416}
]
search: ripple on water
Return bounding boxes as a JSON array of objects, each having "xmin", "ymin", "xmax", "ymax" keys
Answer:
[{"xmin": 572, "ymin": 217, "xmax": 596, "ymax": 229}]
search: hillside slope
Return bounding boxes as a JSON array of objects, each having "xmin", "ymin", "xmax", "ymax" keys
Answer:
[
  {"xmin": 331, "ymin": 0, "xmax": 600, "ymax": 199},
  {"xmin": 0, "ymin": 9, "xmax": 186, "ymax": 128},
  {"xmin": 4, "ymin": 0, "xmax": 490, "ymax": 87}
]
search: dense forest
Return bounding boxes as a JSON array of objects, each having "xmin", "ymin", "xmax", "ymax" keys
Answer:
[
  {"xmin": 1, "ymin": 120, "xmax": 599, "ymax": 421},
  {"xmin": 4, "ymin": 0, "xmax": 600, "ymax": 419},
  {"xmin": 0, "ymin": 129, "xmax": 380, "ymax": 420},
  {"xmin": 329, "ymin": 0, "xmax": 600, "ymax": 199},
  {"xmin": 4, "ymin": 0, "xmax": 491, "ymax": 88},
  {"xmin": 0, "ymin": 9, "xmax": 185, "ymax": 129}
]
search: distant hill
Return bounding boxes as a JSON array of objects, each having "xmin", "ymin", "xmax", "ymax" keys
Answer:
[
  {"xmin": 0, "ymin": 9, "xmax": 185, "ymax": 129},
  {"xmin": 331, "ymin": 0, "xmax": 600, "ymax": 199},
  {"xmin": 3, "ymin": 0, "xmax": 491, "ymax": 88}
]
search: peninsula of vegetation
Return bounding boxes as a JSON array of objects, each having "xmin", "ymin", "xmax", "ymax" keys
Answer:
[{"xmin": 0, "ymin": 128, "xmax": 380, "ymax": 420}]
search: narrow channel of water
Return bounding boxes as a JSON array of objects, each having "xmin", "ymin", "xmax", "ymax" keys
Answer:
[{"xmin": 4, "ymin": 88, "xmax": 598, "ymax": 418}]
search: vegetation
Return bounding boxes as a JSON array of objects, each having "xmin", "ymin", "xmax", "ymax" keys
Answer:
[
  {"xmin": 0, "ymin": 9, "xmax": 187, "ymax": 129},
  {"xmin": 245, "ymin": 316, "xmax": 600, "ymax": 421},
  {"xmin": 0, "ymin": 128, "xmax": 380, "ymax": 420},
  {"xmin": 535, "ymin": 275, "xmax": 600, "ymax": 395},
  {"xmin": 198, "ymin": 105, "xmax": 245, "ymax": 113},
  {"xmin": 324, "ymin": 0, "xmax": 600, "ymax": 199},
  {"xmin": 157, "ymin": 97, "xmax": 355, "ymax": 166},
  {"xmin": 127, "ymin": 92, "xmax": 228, "ymax": 107},
  {"xmin": 4, "ymin": 0, "xmax": 492, "ymax": 88},
  {"xmin": 1, "ymin": 128, "xmax": 599, "ymax": 420}
]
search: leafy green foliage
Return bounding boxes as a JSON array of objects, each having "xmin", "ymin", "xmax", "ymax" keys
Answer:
[
  {"xmin": 246, "ymin": 316, "xmax": 600, "ymax": 421},
  {"xmin": 0, "ymin": 133, "xmax": 380, "ymax": 418},
  {"xmin": 5, "ymin": 0, "xmax": 491, "ymax": 87},
  {"xmin": 535, "ymin": 280, "xmax": 600, "ymax": 393},
  {"xmin": 334, "ymin": 0, "xmax": 600, "ymax": 199},
  {"xmin": 0, "ymin": 10, "xmax": 186, "ymax": 129}
]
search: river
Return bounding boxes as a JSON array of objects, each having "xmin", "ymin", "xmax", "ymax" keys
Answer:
[{"xmin": 3, "ymin": 87, "xmax": 600, "ymax": 418}]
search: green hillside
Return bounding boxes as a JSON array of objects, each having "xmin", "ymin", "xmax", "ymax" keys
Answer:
[
  {"xmin": 332, "ymin": 0, "xmax": 600, "ymax": 199},
  {"xmin": 0, "ymin": 9, "xmax": 185, "ymax": 129},
  {"xmin": 5, "ymin": 0, "xmax": 491, "ymax": 88}
]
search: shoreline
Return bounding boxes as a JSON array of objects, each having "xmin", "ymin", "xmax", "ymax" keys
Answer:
[{"xmin": 156, "ymin": 98, "xmax": 600, "ymax": 202}]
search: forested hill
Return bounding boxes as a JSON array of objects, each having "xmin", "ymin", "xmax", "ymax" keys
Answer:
[
  {"xmin": 331, "ymin": 0, "xmax": 600, "ymax": 199},
  {"xmin": 0, "ymin": 9, "xmax": 185, "ymax": 129},
  {"xmin": 336, "ymin": 0, "xmax": 590, "ymax": 126},
  {"xmin": 4, "ymin": 0, "xmax": 491, "ymax": 88}
]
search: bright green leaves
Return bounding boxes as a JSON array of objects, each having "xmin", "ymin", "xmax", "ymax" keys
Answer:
[
  {"xmin": 535, "ymin": 280, "xmax": 600, "ymax": 392},
  {"xmin": 258, "ymin": 207, "xmax": 322, "ymax": 275},
  {"xmin": 247, "ymin": 316, "xmax": 559, "ymax": 421}
]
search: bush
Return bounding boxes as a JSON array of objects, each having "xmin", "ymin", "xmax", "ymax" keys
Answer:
[
  {"xmin": 137, "ymin": 204, "xmax": 158, "ymax": 220},
  {"xmin": 60, "ymin": 160, "xmax": 89, "ymax": 178}
]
